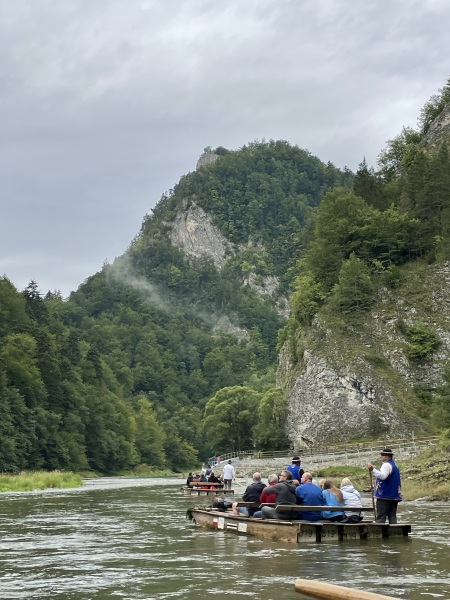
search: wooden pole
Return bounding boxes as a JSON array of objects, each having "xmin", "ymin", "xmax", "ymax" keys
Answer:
[
  {"xmin": 294, "ymin": 579, "xmax": 396, "ymax": 600},
  {"xmin": 369, "ymin": 467, "xmax": 377, "ymax": 521}
]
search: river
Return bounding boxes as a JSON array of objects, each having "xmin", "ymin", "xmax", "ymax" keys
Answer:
[{"xmin": 0, "ymin": 477, "xmax": 449, "ymax": 599}]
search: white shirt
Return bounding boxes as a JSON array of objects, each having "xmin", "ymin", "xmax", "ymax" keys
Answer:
[
  {"xmin": 222, "ymin": 464, "xmax": 235, "ymax": 479},
  {"xmin": 373, "ymin": 462, "xmax": 393, "ymax": 480}
]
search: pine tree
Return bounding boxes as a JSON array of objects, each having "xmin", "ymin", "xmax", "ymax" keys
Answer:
[{"xmin": 331, "ymin": 254, "xmax": 374, "ymax": 313}]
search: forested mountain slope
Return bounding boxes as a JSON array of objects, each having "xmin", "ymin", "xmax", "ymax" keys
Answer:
[{"xmin": 0, "ymin": 141, "xmax": 352, "ymax": 473}]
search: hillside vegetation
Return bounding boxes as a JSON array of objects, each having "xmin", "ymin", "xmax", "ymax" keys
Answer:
[
  {"xmin": 1, "ymin": 79, "xmax": 450, "ymax": 474},
  {"xmin": 0, "ymin": 141, "xmax": 352, "ymax": 473},
  {"xmin": 280, "ymin": 80, "xmax": 450, "ymax": 443}
]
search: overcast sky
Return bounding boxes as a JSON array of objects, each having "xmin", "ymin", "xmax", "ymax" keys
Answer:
[{"xmin": 1, "ymin": 1, "xmax": 449, "ymax": 298}]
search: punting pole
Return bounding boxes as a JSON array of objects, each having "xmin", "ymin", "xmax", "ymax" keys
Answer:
[
  {"xmin": 294, "ymin": 579, "xmax": 397, "ymax": 600},
  {"xmin": 368, "ymin": 467, "xmax": 377, "ymax": 520}
]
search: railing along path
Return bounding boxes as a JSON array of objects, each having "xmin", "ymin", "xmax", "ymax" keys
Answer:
[{"xmin": 209, "ymin": 435, "xmax": 438, "ymax": 479}]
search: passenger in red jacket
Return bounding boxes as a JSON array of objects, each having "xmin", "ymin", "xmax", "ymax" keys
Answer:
[{"xmin": 252, "ymin": 474, "xmax": 279, "ymax": 518}]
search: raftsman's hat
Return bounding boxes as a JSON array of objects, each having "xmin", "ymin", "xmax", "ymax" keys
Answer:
[
  {"xmin": 380, "ymin": 448, "xmax": 394, "ymax": 457},
  {"xmin": 292, "ymin": 456, "xmax": 301, "ymax": 463}
]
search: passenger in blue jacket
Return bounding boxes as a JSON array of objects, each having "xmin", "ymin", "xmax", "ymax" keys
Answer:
[
  {"xmin": 295, "ymin": 472, "xmax": 324, "ymax": 521},
  {"xmin": 321, "ymin": 480, "xmax": 345, "ymax": 521},
  {"xmin": 368, "ymin": 448, "xmax": 402, "ymax": 524}
]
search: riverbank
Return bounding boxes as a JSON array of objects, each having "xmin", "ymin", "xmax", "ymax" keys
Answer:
[
  {"xmin": 0, "ymin": 467, "xmax": 182, "ymax": 492},
  {"xmin": 0, "ymin": 470, "xmax": 84, "ymax": 492},
  {"xmin": 319, "ymin": 441, "xmax": 450, "ymax": 500}
]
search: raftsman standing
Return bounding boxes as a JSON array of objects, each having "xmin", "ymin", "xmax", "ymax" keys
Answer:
[{"xmin": 368, "ymin": 448, "xmax": 402, "ymax": 524}]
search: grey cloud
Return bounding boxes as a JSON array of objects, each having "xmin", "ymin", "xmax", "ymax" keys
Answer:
[{"xmin": 0, "ymin": 0, "xmax": 449, "ymax": 296}]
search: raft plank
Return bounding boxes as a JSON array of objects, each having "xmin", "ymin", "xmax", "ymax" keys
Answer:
[
  {"xmin": 294, "ymin": 578, "xmax": 396, "ymax": 599},
  {"xmin": 182, "ymin": 487, "xmax": 234, "ymax": 496}
]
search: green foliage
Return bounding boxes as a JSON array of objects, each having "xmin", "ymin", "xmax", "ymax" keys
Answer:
[
  {"xmin": 377, "ymin": 126, "xmax": 422, "ymax": 181},
  {"xmin": 383, "ymin": 264, "xmax": 403, "ymax": 288},
  {"xmin": 290, "ymin": 275, "xmax": 325, "ymax": 325},
  {"xmin": 203, "ymin": 386, "xmax": 262, "ymax": 452},
  {"xmin": 163, "ymin": 140, "xmax": 353, "ymax": 289},
  {"xmin": 353, "ymin": 157, "xmax": 388, "ymax": 209},
  {"xmin": 363, "ymin": 352, "xmax": 391, "ymax": 369},
  {"xmin": 418, "ymin": 77, "xmax": 450, "ymax": 134},
  {"xmin": 397, "ymin": 320, "xmax": 441, "ymax": 361},
  {"xmin": 253, "ymin": 388, "xmax": 290, "ymax": 451},
  {"xmin": 439, "ymin": 429, "xmax": 450, "ymax": 452},
  {"xmin": 330, "ymin": 253, "xmax": 374, "ymax": 313},
  {"xmin": 133, "ymin": 396, "xmax": 166, "ymax": 468}
]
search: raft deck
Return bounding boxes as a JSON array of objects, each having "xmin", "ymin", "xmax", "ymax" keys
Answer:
[{"xmin": 188, "ymin": 507, "xmax": 411, "ymax": 543}]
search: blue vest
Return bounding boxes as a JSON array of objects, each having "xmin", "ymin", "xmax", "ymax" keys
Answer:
[
  {"xmin": 286, "ymin": 464, "xmax": 301, "ymax": 480},
  {"xmin": 374, "ymin": 459, "xmax": 402, "ymax": 501}
]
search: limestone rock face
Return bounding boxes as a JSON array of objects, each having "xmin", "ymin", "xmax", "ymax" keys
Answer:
[
  {"xmin": 169, "ymin": 201, "xmax": 289, "ymax": 318},
  {"xmin": 169, "ymin": 202, "xmax": 230, "ymax": 269},
  {"xmin": 285, "ymin": 350, "xmax": 402, "ymax": 448},
  {"xmin": 244, "ymin": 272, "xmax": 290, "ymax": 318},
  {"xmin": 280, "ymin": 262, "xmax": 450, "ymax": 448},
  {"xmin": 422, "ymin": 102, "xmax": 450, "ymax": 152},
  {"xmin": 196, "ymin": 149, "xmax": 219, "ymax": 169}
]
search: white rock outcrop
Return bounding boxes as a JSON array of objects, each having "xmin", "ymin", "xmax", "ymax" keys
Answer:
[{"xmin": 169, "ymin": 202, "xmax": 230, "ymax": 269}]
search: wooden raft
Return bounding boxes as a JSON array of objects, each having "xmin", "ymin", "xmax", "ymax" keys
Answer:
[
  {"xmin": 188, "ymin": 507, "xmax": 411, "ymax": 543},
  {"xmin": 182, "ymin": 483, "xmax": 234, "ymax": 496}
]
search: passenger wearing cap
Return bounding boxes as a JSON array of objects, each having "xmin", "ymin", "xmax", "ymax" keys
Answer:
[
  {"xmin": 368, "ymin": 448, "xmax": 402, "ymax": 524},
  {"xmin": 285, "ymin": 456, "xmax": 304, "ymax": 482}
]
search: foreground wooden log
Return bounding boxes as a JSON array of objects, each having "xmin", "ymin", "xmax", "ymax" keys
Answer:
[{"xmin": 294, "ymin": 579, "xmax": 396, "ymax": 599}]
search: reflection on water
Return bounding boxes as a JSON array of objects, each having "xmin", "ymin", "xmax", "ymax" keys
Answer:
[{"xmin": 0, "ymin": 479, "xmax": 449, "ymax": 599}]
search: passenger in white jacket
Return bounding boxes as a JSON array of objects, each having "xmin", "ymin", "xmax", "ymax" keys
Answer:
[{"xmin": 340, "ymin": 477, "xmax": 363, "ymax": 522}]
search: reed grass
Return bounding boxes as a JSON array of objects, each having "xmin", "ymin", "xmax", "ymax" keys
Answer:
[{"xmin": 0, "ymin": 471, "xmax": 84, "ymax": 493}]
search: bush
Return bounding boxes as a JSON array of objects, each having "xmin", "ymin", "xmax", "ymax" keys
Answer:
[{"xmin": 401, "ymin": 321, "xmax": 441, "ymax": 361}]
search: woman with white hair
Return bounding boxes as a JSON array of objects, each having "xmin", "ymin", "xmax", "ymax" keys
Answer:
[{"xmin": 340, "ymin": 477, "xmax": 363, "ymax": 523}]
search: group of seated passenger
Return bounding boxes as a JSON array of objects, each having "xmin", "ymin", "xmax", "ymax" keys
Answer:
[
  {"xmin": 230, "ymin": 470, "xmax": 363, "ymax": 522},
  {"xmin": 186, "ymin": 471, "xmax": 224, "ymax": 488}
]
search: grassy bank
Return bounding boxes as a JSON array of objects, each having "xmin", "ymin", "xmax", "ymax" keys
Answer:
[
  {"xmin": 315, "ymin": 441, "xmax": 450, "ymax": 501},
  {"xmin": 0, "ymin": 467, "xmax": 182, "ymax": 492},
  {"xmin": 0, "ymin": 471, "xmax": 84, "ymax": 493}
]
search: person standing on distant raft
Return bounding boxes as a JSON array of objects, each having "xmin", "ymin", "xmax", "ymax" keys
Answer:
[
  {"xmin": 368, "ymin": 448, "xmax": 402, "ymax": 524},
  {"xmin": 285, "ymin": 456, "xmax": 304, "ymax": 482},
  {"xmin": 222, "ymin": 460, "xmax": 235, "ymax": 489}
]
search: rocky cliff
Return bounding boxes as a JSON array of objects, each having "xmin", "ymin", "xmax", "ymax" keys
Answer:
[
  {"xmin": 422, "ymin": 101, "xmax": 450, "ymax": 152},
  {"xmin": 168, "ymin": 200, "xmax": 289, "ymax": 320},
  {"xmin": 279, "ymin": 261, "xmax": 450, "ymax": 448}
]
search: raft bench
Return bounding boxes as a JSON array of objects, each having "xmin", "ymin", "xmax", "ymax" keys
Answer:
[
  {"xmin": 189, "ymin": 482, "xmax": 225, "ymax": 487},
  {"xmin": 185, "ymin": 482, "xmax": 234, "ymax": 496}
]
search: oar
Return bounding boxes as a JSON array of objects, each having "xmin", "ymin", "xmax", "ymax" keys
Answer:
[
  {"xmin": 233, "ymin": 479, "xmax": 246, "ymax": 489},
  {"xmin": 368, "ymin": 467, "xmax": 377, "ymax": 521},
  {"xmin": 294, "ymin": 579, "xmax": 396, "ymax": 599}
]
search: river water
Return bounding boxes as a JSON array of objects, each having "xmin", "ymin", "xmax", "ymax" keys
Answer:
[{"xmin": 0, "ymin": 477, "xmax": 449, "ymax": 600}]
